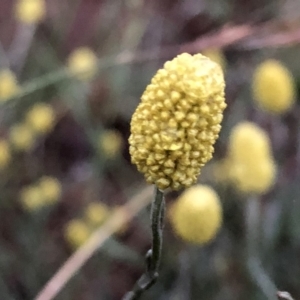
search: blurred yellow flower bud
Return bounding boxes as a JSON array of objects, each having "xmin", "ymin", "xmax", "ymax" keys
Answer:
[
  {"xmin": 169, "ymin": 185, "xmax": 222, "ymax": 244},
  {"xmin": 67, "ymin": 47, "xmax": 98, "ymax": 81},
  {"xmin": 129, "ymin": 53, "xmax": 226, "ymax": 190},
  {"xmin": 98, "ymin": 130, "xmax": 123, "ymax": 159},
  {"xmin": 9, "ymin": 123, "xmax": 35, "ymax": 151},
  {"xmin": 202, "ymin": 48, "xmax": 226, "ymax": 70},
  {"xmin": 228, "ymin": 122, "xmax": 277, "ymax": 194},
  {"xmin": 230, "ymin": 159, "xmax": 276, "ymax": 194},
  {"xmin": 64, "ymin": 219, "xmax": 91, "ymax": 249},
  {"xmin": 15, "ymin": 0, "xmax": 46, "ymax": 24},
  {"xmin": 228, "ymin": 121, "xmax": 272, "ymax": 163},
  {"xmin": 252, "ymin": 59, "xmax": 295, "ymax": 114},
  {"xmin": 39, "ymin": 176, "xmax": 61, "ymax": 204},
  {"xmin": 25, "ymin": 103, "xmax": 55, "ymax": 134},
  {"xmin": 84, "ymin": 202, "xmax": 109, "ymax": 226},
  {"xmin": 0, "ymin": 70, "xmax": 19, "ymax": 101},
  {"xmin": 0, "ymin": 140, "xmax": 11, "ymax": 169},
  {"xmin": 20, "ymin": 185, "xmax": 43, "ymax": 211}
]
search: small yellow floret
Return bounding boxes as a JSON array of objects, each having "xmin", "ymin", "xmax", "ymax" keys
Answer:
[
  {"xmin": 39, "ymin": 176, "xmax": 61, "ymax": 204},
  {"xmin": 67, "ymin": 47, "xmax": 98, "ymax": 81},
  {"xmin": 202, "ymin": 48, "xmax": 226, "ymax": 70},
  {"xmin": 64, "ymin": 219, "xmax": 91, "ymax": 249},
  {"xmin": 84, "ymin": 202, "xmax": 109, "ymax": 226},
  {"xmin": 9, "ymin": 123, "xmax": 35, "ymax": 151},
  {"xmin": 20, "ymin": 185, "xmax": 43, "ymax": 211},
  {"xmin": 170, "ymin": 185, "xmax": 222, "ymax": 244},
  {"xmin": 15, "ymin": 0, "xmax": 46, "ymax": 24},
  {"xmin": 25, "ymin": 103, "xmax": 55, "ymax": 134},
  {"xmin": 0, "ymin": 70, "xmax": 19, "ymax": 101},
  {"xmin": 252, "ymin": 59, "xmax": 295, "ymax": 114},
  {"xmin": 99, "ymin": 130, "xmax": 123, "ymax": 159},
  {"xmin": 228, "ymin": 122, "xmax": 277, "ymax": 194},
  {"xmin": 129, "ymin": 53, "xmax": 226, "ymax": 190},
  {"xmin": 0, "ymin": 140, "xmax": 11, "ymax": 169}
]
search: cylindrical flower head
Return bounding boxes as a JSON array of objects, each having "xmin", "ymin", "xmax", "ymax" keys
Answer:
[
  {"xmin": 252, "ymin": 59, "xmax": 295, "ymax": 114},
  {"xmin": 129, "ymin": 53, "xmax": 226, "ymax": 190},
  {"xmin": 169, "ymin": 185, "xmax": 222, "ymax": 244}
]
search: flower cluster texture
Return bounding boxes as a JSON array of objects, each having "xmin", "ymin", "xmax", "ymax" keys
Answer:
[
  {"xmin": 228, "ymin": 122, "xmax": 276, "ymax": 194},
  {"xmin": 252, "ymin": 59, "xmax": 295, "ymax": 114},
  {"xmin": 169, "ymin": 185, "xmax": 222, "ymax": 244},
  {"xmin": 129, "ymin": 53, "xmax": 226, "ymax": 190}
]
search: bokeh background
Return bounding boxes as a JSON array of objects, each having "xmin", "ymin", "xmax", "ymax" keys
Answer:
[{"xmin": 0, "ymin": 0, "xmax": 300, "ymax": 299}]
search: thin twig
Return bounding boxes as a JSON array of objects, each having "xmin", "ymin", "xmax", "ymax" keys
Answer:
[
  {"xmin": 246, "ymin": 196, "xmax": 278, "ymax": 300},
  {"xmin": 122, "ymin": 187, "xmax": 165, "ymax": 300},
  {"xmin": 34, "ymin": 185, "xmax": 153, "ymax": 300},
  {"xmin": 8, "ymin": 23, "xmax": 37, "ymax": 73},
  {"xmin": 277, "ymin": 291, "xmax": 295, "ymax": 300}
]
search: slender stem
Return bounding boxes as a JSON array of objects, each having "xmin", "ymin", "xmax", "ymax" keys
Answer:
[
  {"xmin": 246, "ymin": 196, "xmax": 278, "ymax": 300},
  {"xmin": 277, "ymin": 291, "xmax": 295, "ymax": 300},
  {"xmin": 122, "ymin": 187, "xmax": 165, "ymax": 300}
]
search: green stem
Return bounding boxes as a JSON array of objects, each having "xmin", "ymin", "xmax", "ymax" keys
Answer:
[
  {"xmin": 246, "ymin": 196, "xmax": 277, "ymax": 300},
  {"xmin": 122, "ymin": 187, "xmax": 165, "ymax": 300}
]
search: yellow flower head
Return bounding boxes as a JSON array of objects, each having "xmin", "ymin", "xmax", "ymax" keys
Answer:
[
  {"xmin": 39, "ymin": 176, "xmax": 62, "ymax": 204},
  {"xmin": 228, "ymin": 121, "xmax": 272, "ymax": 163},
  {"xmin": 25, "ymin": 103, "xmax": 55, "ymax": 134},
  {"xmin": 98, "ymin": 130, "xmax": 123, "ymax": 159},
  {"xmin": 202, "ymin": 48, "xmax": 226, "ymax": 70},
  {"xmin": 252, "ymin": 59, "xmax": 295, "ymax": 114},
  {"xmin": 169, "ymin": 185, "xmax": 222, "ymax": 244},
  {"xmin": 84, "ymin": 202, "xmax": 109, "ymax": 226},
  {"xmin": 228, "ymin": 122, "xmax": 277, "ymax": 194},
  {"xmin": 230, "ymin": 159, "xmax": 276, "ymax": 194},
  {"xmin": 0, "ymin": 69, "xmax": 19, "ymax": 101},
  {"xmin": 20, "ymin": 185, "xmax": 43, "ymax": 211},
  {"xmin": 15, "ymin": 0, "xmax": 46, "ymax": 24},
  {"xmin": 0, "ymin": 140, "xmax": 11, "ymax": 169},
  {"xmin": 67, "ymin": 47, "xmax": 97, "ymax": 81},
  {"xmin": 9, "ymin": 123, "xmax": 35, "ymax": 151},
  {"xmin": 64, "ymin": 219, "xmax": 91, "ymax": 249},
  {"xmin": 129, "ymin": 53, "xmax": 226, "ymax": 190}
]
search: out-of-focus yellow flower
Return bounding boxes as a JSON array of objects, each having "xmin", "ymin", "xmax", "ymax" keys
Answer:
[
  {"xmin": 67, "ymin": 47, "xmax": 98, "ymax": 81},
  {"xmin": 228, "ymin": 122, "xmax": 271, "ymax": 163},
  {"xmin": 0, "ymin": 140, "xmax": 11, "ymax": 169},
  {"xmin": 230, "ymin": 159, "xmax": 276, "ymax": 194},
  {"xmin": 252, "ymin": 59, "xmax": 295, "ymax": 114},
  {"xmin": 169, "ymin": 185, "xmax": 222, "ymax": 244},
  {"xmin": 25, "ymin": 103, "xmax": 55, "ymax": 134},
  {"xmin": 9, "ymin": 123, "xmax": 35, "ymax": 151},
  {"xmin": 20, "ymin": 185, "xmax": 43, "ymax": 211},
  {"xmin": 84, "ymin": 202, "xmax": 109, "ymax": 226},
  {"xmin": 64, "ymin": 219, "xmax": 91, "ymax": 249},
  {"xmin": 228, "ymin": 122, "xmax": 277, "ymax": 194},
  {"xmin": 202, "ymin": 48, "xmax": 226, "ymax": 70},
  {"xmin": 39, "ymin": 176, "xmax": 61, "ymax": 204},
  {"xmin": 129, "ymin": 53, "xmax": 226, "ymax": 190},
  {"xmin": 15, "ymin": 0, "xmax": 46, "ymax": 24},
  {"xmin": 0, "ymin": 70, "xmax": 19, "ymax": 101},
  {"xmin": 98, "ymin": 130, "xmax": 123, "ymax": 159}
]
